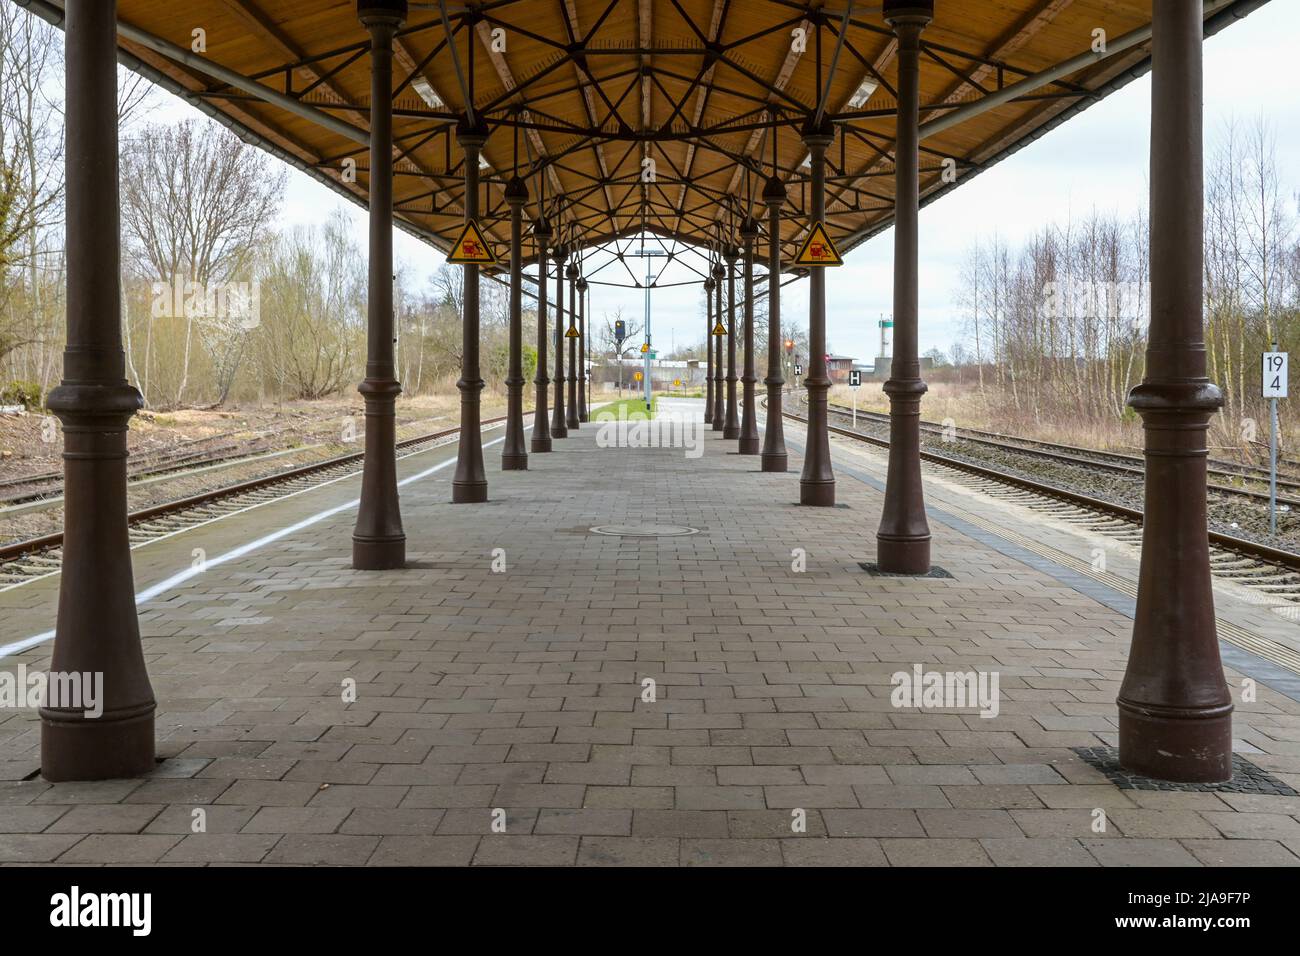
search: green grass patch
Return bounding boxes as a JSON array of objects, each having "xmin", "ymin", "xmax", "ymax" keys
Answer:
[{"xmin": 594, "ymin": 396, "xmax": 658, "ymax": 420}]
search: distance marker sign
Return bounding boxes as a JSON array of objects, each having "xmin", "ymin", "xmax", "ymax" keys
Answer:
[
  {"xmin": 447, "ymin": 220, "xmax": 497, "ymax": 265},
  {"xmin": 793, "ymin": 221, "xmax": 843, "ymax": 267},
  {"xmin": 1263, "ymin": 351, "xmax": 1288, "ymax": 398}
]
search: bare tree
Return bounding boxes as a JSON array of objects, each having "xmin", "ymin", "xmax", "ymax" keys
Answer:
[{"xmin": 119, "ymin": 118, "xmax": 285, "ymax": 406}]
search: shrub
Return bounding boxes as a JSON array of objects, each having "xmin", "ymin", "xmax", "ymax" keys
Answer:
[{"xmin": 1, "ymin": 380, "xmax": 42, "ymax": 410}]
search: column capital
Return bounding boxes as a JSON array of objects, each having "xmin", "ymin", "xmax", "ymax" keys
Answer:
[
  {"xmin": 711, "ymin": 262, "xmax": 726, "ymax": 280},
  {"xmin": 762, "ymin": 174, "xmax": 787, "ymax": 208},
  {"xmin": 552, "ymin": 244, "xmax": 568, "ymax": 264},
  {"xmin": 724, "ymin": 246, "xmax": 739, "ymax": 263},
  {"xmin": 704, "ymin": 277, "xmax": 716, "ymax": 292},
  {"xmin": 533, "ymin": 218, "xmax": 553, "ymax": 241},
  {"xmin": 455, "ymin": 117, "xmax": 490, "ymax": 148},
  {"xmin": 504, "ymin": 176, "xmax": 528, "ymax": 205},
  {"xmin": 358, "ymin": 0, "xmax": 407, "ymax": 28},
  {"xmin": 576, "ymin": 277, "xmax": 588, "ymax": 292},
  {"xmin": 565, "ymin": 262, "xmax": 580, "ymax": 280},
  {"xmin": 883, "ymin": 0, "xmax": 933, "ymax": 26},
  {"xmin": 739, "ymin": 218, "xmax": 760, "ymax": 243},
  {"xmin": 800, "ymin": 115, "xmax": 835, "ymax": 148}
]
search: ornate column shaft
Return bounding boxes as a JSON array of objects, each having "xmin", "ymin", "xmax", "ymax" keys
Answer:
[
  {"xmin": 712, "ymin": 262, "xmax": 725, "ymax": 430},
  {"xmin": 531, "ymin": 220, "xmax": 553, "ymax": 452},
  {"xmin": 876, "ymin": 0, "xmax": 932, "ymax": 551},
  {"xmin": 501, "ymin": 175, "xmax": 529, "ymax": 470},
  {"xmin": 452, "ymin": 119, "xmax": 489, "ymax": 503},
  {"xmin": 738, "ymin": 219, "xmax": 760, "ymax": 454},
  {"xmin": 578, "ymin": 278, "xmax": 589, "ymax": 422},
  {"xmin": 723, "ymin": 247, "xmax": 741, "ymax": 440},
  {"xmin": 41, "ymin": 0, "xmax": 156, "ymax": 780},
  {"xmin": 760, "ymin": 177, "xmax": 788, "ymax": 471},
  {"xmin": 798, "ymin": 117, "xmax": 836, "ymax": 506},
  {"xmin": 352, "ymin": 0, "xmax": 407, "ymax": 568},
  {"xmin": 1118, "ymin": 0, "xmax": 1232, "ymax": 783},
  {"xmin": 704, "ymin": 276, "xmax": 715, "ymax": 422},
  {"xmin": 550, "ymin": 246, "xmax": 568, "ymax": 438},
  {"xmin": 566, "ymin": 262, "xmax": 580, "ymax": 430}
]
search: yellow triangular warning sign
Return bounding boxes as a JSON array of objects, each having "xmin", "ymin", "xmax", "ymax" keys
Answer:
[
  {"xmin": 793, "ymin": 221, "xmax": 842, "ymax": 267},
  {"xmin": 712, "ymin": 322, "xmax": 727, "ymax": 336},
  {"xmin": 447, "ymin": 220, "xmax": 497, "ymax": 265},
  {"xmin": 565, "ymin": 326, "xmax": 579, "ymax": 338},
  {"xmin": 640, "ymin": 342, "xmax": 649, "ymax": 353}
]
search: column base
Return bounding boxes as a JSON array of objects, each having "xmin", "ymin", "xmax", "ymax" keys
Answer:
[
  {"xmin": 738, "ymin": 438, "xmax": 759, "ymax": 455},
  {"xmin": 501, "ymin": 454, "xmax": 528, "ymax": 471},
  {"xmin": 712, "ymin": 420, "xmax": 724, "ymax": 432},
  {"xmin": 552, "ymin": 424, "xmax": 568, "ymax": 439},
  {"xmin": 452, "ymin": 482, "xmax": 488, "ymax": 503},
  {"xmin": 723, "ymin": 425, "xmax": 740, "ymax": 440},
  {"xmin": 1118, "ymin": 700, "xmax": 1233, "ymax": 783},
  {"xmin": 800, "ymin": 480, "xmax": 835, "ymax": 506},
  {"xmin": 530, "ymin": 437, "xmax": 552, "ymax": 453},
  {"xmin": 41, "ymin": 707, "xmax": 154, "ymax": 782},
  {"xmin": 876, "ymin": 535, "xmax": 931, "ymax": 575},
  {"xmin": 761, "ymin": 454, "xmax": 787, "ymax": 472},
  {"xmin": 352, "ymin": 535, "xmax": 406, "ymax": 570}
]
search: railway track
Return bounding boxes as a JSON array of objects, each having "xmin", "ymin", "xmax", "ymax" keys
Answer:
[
  {"xmin": 827, "ymin": 400, "xmax": 1300, "ymax": 502},
  {"xmin": 781, "ymin": 406, "xmax": 1300, "ymax": 607},
  {"xmin": 0, "ymin": 418, "xmax": 504, "ymax": 589}
]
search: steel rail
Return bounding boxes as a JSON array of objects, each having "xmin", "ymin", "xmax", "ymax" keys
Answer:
[
  {"xmin": 781, "ymin": 407, "xmax": 1300, "ymax": 573},
  {"xmin": 0, "ymin": 418, "xmax": 505, "ymax": 564}
]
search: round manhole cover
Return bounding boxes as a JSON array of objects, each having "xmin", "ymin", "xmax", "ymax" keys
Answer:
[{"xmin": 589, "ymin": 524, "xmax": 700, "ymax": 537}]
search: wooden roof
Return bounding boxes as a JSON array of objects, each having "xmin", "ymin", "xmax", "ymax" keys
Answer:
[{"xmin": 37, "ymin": 0, "xmax": 1270, "ymax": 270}]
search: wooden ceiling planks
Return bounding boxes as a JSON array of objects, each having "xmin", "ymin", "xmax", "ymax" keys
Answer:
[{"xmin": 97, "ymin": 0, "xmax": 1264, "ymax": 267}]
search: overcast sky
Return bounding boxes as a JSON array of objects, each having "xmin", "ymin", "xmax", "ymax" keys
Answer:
[{"xmin": 144, "ymin": 1, "xmax": 1299, "ymax": 364}]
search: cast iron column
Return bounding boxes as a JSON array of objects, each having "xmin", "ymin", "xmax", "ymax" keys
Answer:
[
  {"xmin": 550, "ymin": 246, "xmax": 568, "ymax": 438},
  {"xmin": 452, "ymin": 120, "xmax": 489, "ymax": 502},
  {"xmin": 712, "ymin": 262, "xmax": 725, "ymax": 429},
  {"xmin": 760, "ymin": 177, "xmax": 788, "ymax": 471},
  {"xmin": 353, "ymin": 0, "xmax": 407, "ymax": 567},
  {"xmin": 738, "ymin": 219, "xmax": 760, "ymax": 454},
  {"xmin": 1118, "ymin": 0, "xmax": 1232, "ymax": 783},
  {"xmin": 578, "ymin": 278, "xmax": 589, "ymax": 421},
  {"xmin": 41, "ymin": 0, "xmax": 155, "ymax": 780},
  {"xmin": 704, "ymin": 276, "xmax": 715, "ymax": 423},
  {"xmin": 501, "ymin": 175, "xmax": 528, "ymax": 470},
  {"xmin": 876, "ymin": 0, "xmax": 931, "ymax": 555},
  {"xmin": 723, "ymin": 247, "xmax": 741, "ymax": 440},
  {"xmin": 531, "ymin": 220, "xmax": 553, "ymax": 452},
  {"xmin": 566, "ymin": 262, "xmax": 580, "ymax": 429},
  {"xmin": 799, "ymin": 118, "xmax": 836, "ymax": 506}
]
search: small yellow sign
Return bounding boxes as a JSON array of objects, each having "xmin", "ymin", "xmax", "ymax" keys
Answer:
[
  {"xmin": 640, "ymin": 342, "xmax": 649, "ymax": 354},
  {"xmin": 634, "ymin": 371, "xmax": 643, "ymax": 382},
  {"xmin": 673, "ymin": 379, "xmax": 681, "ymax": 387},
  {"xmin": 793, "ymin": 221, "xmax": 843, "ymax": 267},
  {"xmin": 712, "ymin": 322, "xmax": 727, "ymax": 336},
  {"xmin": 565, "ymin": 326, "xmax": 579, "ymax": 338},
  {"xmin": 447, "ymin": 220, "xmax": 497, "ymax": 265}
]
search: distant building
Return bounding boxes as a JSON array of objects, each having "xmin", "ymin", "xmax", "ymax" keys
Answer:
[{"xmin": 827, "ymin": 355, "xmax": 856, "ymax": 383}]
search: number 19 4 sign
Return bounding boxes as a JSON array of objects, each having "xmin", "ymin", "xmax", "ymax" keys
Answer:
[{"xmin": 1262, "ymin": 351, "xmax": 1288, "ymax": 399}]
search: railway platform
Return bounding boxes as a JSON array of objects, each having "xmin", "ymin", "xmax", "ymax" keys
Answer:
[{"xmin": 1, "ymin": 400, "xmax": 1299, "ymax": 866}]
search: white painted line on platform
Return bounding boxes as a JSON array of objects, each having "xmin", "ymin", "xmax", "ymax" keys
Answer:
[{"xmin": 0, "ymin": 434, "xmax": 509, "ymax": 660}]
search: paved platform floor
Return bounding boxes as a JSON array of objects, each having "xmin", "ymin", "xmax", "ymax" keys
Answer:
[{"xmin": 2, "ymin": 398, "xmax": 1300, "ymax": 866}]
